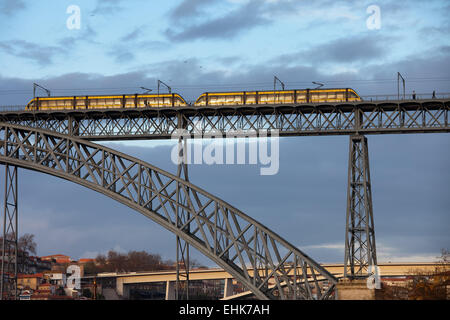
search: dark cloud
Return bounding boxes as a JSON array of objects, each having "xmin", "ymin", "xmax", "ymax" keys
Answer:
[
  {"xmin": 120, "ymin": 27, "xmax": 143, "ymax": 42},
  {"xmin": 359, "ymin": 45, "xmax": 450, "ymax": 94},
  {"xmin": 419, "ymin": 23, "xmax": 450, "ymax": 39},
  {"xmin": 108, "ymin": 50, "xmax": 135, "ymax": 63},
  {"xmin": 0, "ymin": 23, "xmax": 98, "ymax": 68},
  {"xmin": 0, "ymin": 0, "xmax": 26, "ymax": 15},
  {"xmin": 297, "ymin": 34, "xmax": 392, "ymax": 63},
  {"xmin": 165, "ymin": 0, "xmax": 270, "ymax": 41},
  {"xmin": 269, "ymin": 34, "xmax": 395, "ymax": 67},
  {"xmin": 216, "ymin": 56, "xmax": 241, "ymax": 66},
  {"xmin": 169, "ymin": 0, "xmax": 220, "ymax": 21},
  {"xmin": 0, "ymin": 40, "xmax": 66, "ymax": 66}
]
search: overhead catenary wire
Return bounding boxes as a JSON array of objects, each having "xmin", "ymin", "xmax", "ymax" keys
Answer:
[{"xmin": 0, "ymin": 77, "xmax": 449, "ymax": 96}]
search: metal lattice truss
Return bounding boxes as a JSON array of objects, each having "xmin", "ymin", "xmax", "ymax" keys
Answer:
[
  {"xmin": 344, "ymin": 136, "xmax": 377, "ymax": 278},
  {"xmin": 0, "ymin": 123, "xmax": 337, "ymax": 300},
  {"xmin": 0, "ymin": 100, "xmax": 448, "ymax": 140},
  {"xmin": 0, "ymin": 164, "xmax": 19, "ymax": 299}
]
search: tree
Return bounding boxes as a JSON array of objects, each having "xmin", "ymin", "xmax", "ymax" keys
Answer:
[
  {"xmin": 127, "ymin": 250, "xmax": 158, "ymax": 271},
  {"xmin": 83, "ymin": 261, "xmax": 98, "ymax": 275},
  {"xmin": 0, "ymin": 233, "xmax": 37, "ymax": 255},
  {"xmin": 407, "ymin": 249, "xmax": 450, "ymax": 300},
  {"xmin": 87, "ymin": 249, "xmax": 177, "ymax": 274},
  {"xmin": 107, "ymin": 250, "xmax": 128, "ymax": 272},
  {"xmin": 18, "ymin": 233, "xmax": 37, "ymax": 255},
  {"xmin": 82, "ymin": 288, "xmax": 92, "ymax": 299}
]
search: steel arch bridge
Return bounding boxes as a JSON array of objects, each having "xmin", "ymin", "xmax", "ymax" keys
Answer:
[{"xmin": 0, "ymin": 122, "xmax": 337, "ymax": 300}]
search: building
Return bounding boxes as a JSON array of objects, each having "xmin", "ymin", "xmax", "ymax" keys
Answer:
[
  {"xmin": 43, "ymin": 270, "xmax": 67, "ymax": 287},
  {"xmin": 78, "ymin": 258, "xmax": 95, "ymax": 265},
  {"xmin": 17, "ymin": 273, "xmax": 44, "ymax": 291},
  {"xmin": 40, "ymin": 254, "xmax": 72, "ymax": 264},
  {"xmin": 0, "ymin": 250, "xmax": 52, "ymax": 276},
  {"xmin": 28, "ymin": 256, "xmax": 52, "ymax": 273}
]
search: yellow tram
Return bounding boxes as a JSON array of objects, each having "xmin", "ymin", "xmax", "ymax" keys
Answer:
[{"xmin": 25, "ymin": 88, "xmax": 361, "ymax": 110}]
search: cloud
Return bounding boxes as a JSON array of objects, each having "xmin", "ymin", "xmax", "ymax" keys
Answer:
[
  {"xmin": 0, "ymin": 0, "xmax": 26, "ymax": 15},
  {"xmin": 0, "ymin": 40, "xmax": 66, "ymax": 66},
  {"xmin": 288, "ymin": 34, "xmax": 392, "ymax": 64},
  {"xmin": 107, "ymin": 40, "xmax": 167, "ymax": 63},
  {"xmin": 108, "ymin": 50, "xmax": 135, "ymax": 63},
  {"xmin": 358, "ymin": 45, "xmax": 450, "ymax": 94},
  {"xmin": 302, "ymin": 243, "xmax": 345, "ymax": 250},
  {"xmin": 163, "ymin": 0, "xmax": 373, "ymax": 42},
  {"xmin": 80, "ymin": 245, "xmax": 127, "ymax": 259},
  {"xmin": 120, "ymin": 27, "xmax": 143, "ymax": 42},
  {"xmin": 169, "ymin": 0, "xmax": 220, "ymax": 21},
  {"xmin": 165, "ymin": 0, "xmax": 270, "ymax": 41},
  {"xmin": 105, "ymin": 26, "xmax": 169, "ymax": 63},
  {"xmin": 59, "ymin": 24, "xmax": 99, "ymax": 48},
  {"xmin": 1, "ymin": 41, "xmax": 450, "ymax": 107},
  {"xmin": 300, "ymin": 241, "xmax": 445, "ymax": 264},
  {"xmin": 91, "ymin": 0, "xmax": 126, "ymax": 16}
]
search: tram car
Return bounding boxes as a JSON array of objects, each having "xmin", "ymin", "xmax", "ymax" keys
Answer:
[
  {"xmin": 25, "ymin": 88, "xmax": 361, "ymax": 110},
  {"xmin": 194, "ymin": 88, "xmax": 361, "ymax": 106},
  {"xmin": 25, "ymin": 93, "xmax": 188, "ymax": 110}
]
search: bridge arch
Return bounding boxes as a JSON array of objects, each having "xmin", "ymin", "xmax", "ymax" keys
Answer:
[{"xmin": 0, "ymin": 122, "xmax": 337, "ymax": 300}]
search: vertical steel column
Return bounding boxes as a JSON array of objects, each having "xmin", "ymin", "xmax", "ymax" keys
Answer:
[
  {"xmin": 68, "ymin": 115, "xmax": 80, "ymax": 137},
  {"xmin": 0, "ymin": 164, "xmax": 19, "ymax": 300},
  {"xmin": 175, "ymin": 114, "xmax": 190, "ymax": 300},
  {"xmin": 344, "ymin": 135, "xmax": 377, "ymax": 278}
]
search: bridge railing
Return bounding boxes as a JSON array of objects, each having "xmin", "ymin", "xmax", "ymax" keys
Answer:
[
  {"xmin": 0, "ymin": 105, "xmax": 27, "ymax": 112},
  {"xmin": 360, "ymin": 92, "xmax": 450, "ymax": 101}
]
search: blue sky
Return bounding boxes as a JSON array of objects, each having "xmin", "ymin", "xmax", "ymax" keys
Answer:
[{"xmin": 0, "ymin": 0, "xmax": 449, "ymax": 265}]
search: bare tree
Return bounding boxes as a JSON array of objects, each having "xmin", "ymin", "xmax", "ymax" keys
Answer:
[
  {"xmin": 407, "ymin": 249, "xmax": 450, "ymax": 300},
  {"xmin": 0, "ymin": 233, "xmax": 37, "ymax": 255},
  {"xmin": 18, "ymin": 233, "xmax": 37, "ymax": 255},
  {"xmin": 87, "ymin": 249, "xmax": 177, "ymax": 274}
]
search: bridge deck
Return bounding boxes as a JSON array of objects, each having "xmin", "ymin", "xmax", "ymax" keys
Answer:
[
  {"xmin": 84, "ymin": 262, "xmax": 440, "ymax": 282},
  {"xmin": 0, "ymin": 99, "xmax": 448, "ymax": 139}
]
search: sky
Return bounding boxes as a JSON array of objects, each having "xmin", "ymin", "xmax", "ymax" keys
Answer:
[{"xmin": 0, "ymin": 0, "xmax": 449, "ymax": 266}]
